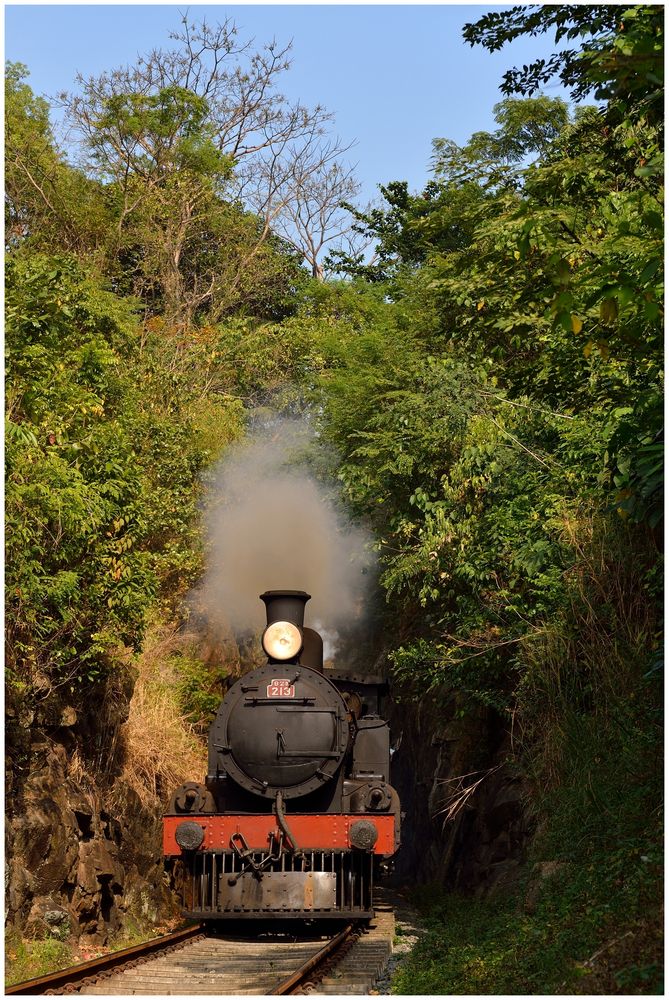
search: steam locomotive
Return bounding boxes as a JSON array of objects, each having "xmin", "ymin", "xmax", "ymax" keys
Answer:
[{"xmin": 164, "ymin": 590, "xmax": 400, "ymax": 919}]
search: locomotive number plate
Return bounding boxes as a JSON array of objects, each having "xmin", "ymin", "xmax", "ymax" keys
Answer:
[{"xmin": 267, "ymin": 679, "xmax": 295, "ymax": 698}]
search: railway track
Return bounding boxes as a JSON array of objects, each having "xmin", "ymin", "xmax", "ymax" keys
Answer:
[{"xmin": 6, "ymin": 895, "xmax": 395, "ymax": 996}]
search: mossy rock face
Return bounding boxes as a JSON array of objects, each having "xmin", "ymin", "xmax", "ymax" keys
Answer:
[
  {"xmin": 6, "ymin": 736, "xmax": 172, "ymax": 945},
  {"xmin": 6, "ymin": 864, "xmax": 34, "ymax": 928},
  {"xmin": 24, "ymin": 902, "xmax": 71, "ymax": 942},
  {"xmin": 14, "ymin": 798, "xmax": 64, "ymax": 875},
  {"xmin": 44, "ymin": 909, "xmax": 71, "ymax": 941}
]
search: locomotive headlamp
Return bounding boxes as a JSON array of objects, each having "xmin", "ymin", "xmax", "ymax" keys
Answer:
[{"xmin": 262, "ymin": 620, "xmax": 302, "ymax": 660}]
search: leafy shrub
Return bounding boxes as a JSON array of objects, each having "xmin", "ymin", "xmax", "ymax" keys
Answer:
[
  {"xmin": 5, "ymin": 253, "xmax": 244, "ymax": 711},
  {"xmin": 171, "ymin": 648, "xmax": 226, "ymax": 733},
  {"xmin": 392, "ymin": 837, "xmax": 663, "ymax": 996},
  {"xmin": 6, "ymin": 254, "xmax": 156, "ymax": 697}
]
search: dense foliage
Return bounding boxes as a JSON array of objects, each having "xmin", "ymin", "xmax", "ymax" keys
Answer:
[
  {"xmin": 6, "ymin": 253, "xmax": 244, "ymax": 706},
  {"xmin": 393, "ymin": 830, "xmax": 662, "ymax": 994},
  {"xmin": 313, "ymin": 7, "xmax": 662, "ymax": 991},
  {"xmin": 311, "ymin": 65, "xmax": 663, "ymax": 706}
]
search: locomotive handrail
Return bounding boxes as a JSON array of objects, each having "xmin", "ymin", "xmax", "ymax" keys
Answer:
[
  {"xmin": 244, "ymin": 695, "xmax": 316, "ymax": 712},
  {"xmin": 275, "ymin": 705, "xmax": 336, "ymax": 712}
]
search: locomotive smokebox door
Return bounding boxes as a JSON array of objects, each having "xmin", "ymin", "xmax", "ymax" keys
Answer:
[{"xmin": 211, "ymin": 664, "xmax": 350, "ymax": 799}]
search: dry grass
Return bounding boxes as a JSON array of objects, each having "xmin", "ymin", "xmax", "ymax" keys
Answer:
[
  {"xmin": 113, "ymin": 623, "xmax": 208, "ymax": 807},
  {"xmin": 514, "ymin": 508, "xmax": 659, "ymax": 791},
  {"xmin": 434, "ymin": 765, "xmax": 503, "ymax": 827}
]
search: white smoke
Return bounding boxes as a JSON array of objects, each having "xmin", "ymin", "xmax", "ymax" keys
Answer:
[
  {"xmin": 193, "ymin": 417, "xmax": 375, "ymax": 651},
  {"xmin": 312, "ymin": 622, "xmax": 340, "ymax": 664}
]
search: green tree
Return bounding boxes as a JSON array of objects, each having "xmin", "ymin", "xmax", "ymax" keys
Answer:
[
  {"xmin": 463, "ymin": 6, "xmax": 664, "ymax": 169},
  {"xmin": 5, "ymin": 62, "xmax": 112, "ymax": 259},
  {"xmin": 329, "ymin": 96, "xmax": 570, "ymax": 286},
  {"xmin": 6, "ymin": 254, "xmax": 153, "ymax": 696},
  {"xmin": 308, "ymin": 8, "xmax": 662, "ymax": 714},
  {"xmin": 61, "ymin": 16, "xmax": 353, "ymax": 322},
  {"xmin": 5, "ymin": 252, "xmax": 244, "ymax": 707}
]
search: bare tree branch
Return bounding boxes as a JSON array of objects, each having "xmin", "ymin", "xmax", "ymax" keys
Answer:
[{"xmin": 55, "ymin": 14, "xmax": 357, "ymax": 320}]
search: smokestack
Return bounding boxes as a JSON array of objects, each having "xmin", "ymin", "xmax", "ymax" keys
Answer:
[
  {"xmin": 260, "ymin": 592, "xmax": 324, "ymax": 672},
  {"xmin": 260, "ymin": 590, "xmax": 311, "ymax": 628},
  {"xmin": 300, "ymin": 627, "xmax": 324, "ymax": 673}
]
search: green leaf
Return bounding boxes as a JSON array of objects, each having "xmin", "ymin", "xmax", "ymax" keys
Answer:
[
  {"xmin": 639, "ymin": 258, "xmax": 662, "ymax": 284},
  {"xmin": 600, "ymin": 298, "xmax": 618, "ymax": 324}
]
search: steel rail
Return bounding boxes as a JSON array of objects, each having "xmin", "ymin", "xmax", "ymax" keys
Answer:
[
  {"xmin": 5, "ymin": 922, "xmax": 204, "ymax": 996},
  {"xmin": 271, "ymin": 922, "xmax": 356, "ymax": 995}
]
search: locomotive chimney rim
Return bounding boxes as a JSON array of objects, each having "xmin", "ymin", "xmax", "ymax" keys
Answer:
[{"xmin": 260, "ymin": 590, "xmax": 311, "ymax": 628}]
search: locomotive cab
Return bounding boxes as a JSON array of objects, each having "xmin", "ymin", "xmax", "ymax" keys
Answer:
[{"xmin": 164, "ymin": 590, "xmax": 400, "ymax": 920}]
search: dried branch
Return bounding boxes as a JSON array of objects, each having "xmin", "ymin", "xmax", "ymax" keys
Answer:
[{"xmin": 434, "ymin": 764, "xmax": 504, "ymax": 825}]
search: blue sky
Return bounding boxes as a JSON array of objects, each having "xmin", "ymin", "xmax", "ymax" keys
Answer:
[{"xmin": 5, "ymin": 4, "xmax": 571, "ymax": 204}]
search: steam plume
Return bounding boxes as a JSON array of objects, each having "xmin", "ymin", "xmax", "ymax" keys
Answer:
[{"xmin": 193, "ymin": 417, "xmax": 375, "ymax": 647}]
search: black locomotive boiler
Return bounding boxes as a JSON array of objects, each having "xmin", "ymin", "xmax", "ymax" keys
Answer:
[{"xmin": 164, "ymin": 590, "xmax": 400, "ymax": 919}]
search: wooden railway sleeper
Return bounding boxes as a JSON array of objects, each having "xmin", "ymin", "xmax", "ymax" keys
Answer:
[{"xmin": 16, "ymin": 919, "xmax": 386, "ymax": 997}]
